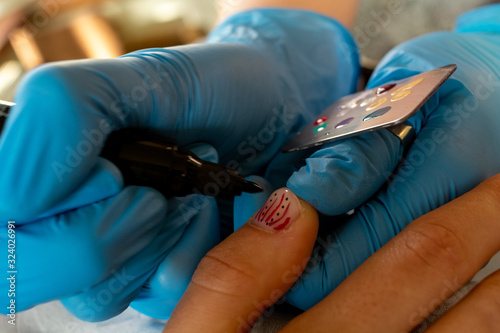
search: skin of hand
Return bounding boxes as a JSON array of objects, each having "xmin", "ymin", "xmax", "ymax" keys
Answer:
[
  {"xmin": 164, "ymin": 188, "xmax": 319, "ymax": 332},
  {"xmin": 0, "ymin": 8, "xmax": 359, "ymax": 321},
  {"xmin": 165, "ymin": 175, "xmax": 500, "ymax": 333},
  {"xmin": 235, "ymin": 4, "xmax": 500, "ymax": 312}
]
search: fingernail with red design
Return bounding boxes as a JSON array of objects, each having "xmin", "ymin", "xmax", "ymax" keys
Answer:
[{"xmin": 253, "ymin": 188, "xmax": 301, "ymax": 232}]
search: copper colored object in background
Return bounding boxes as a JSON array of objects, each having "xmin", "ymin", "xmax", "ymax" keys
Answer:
[
  {"xmin": 5, "ymin": 0, "xmax": 211, "ymax": 71},
  {"xmin": 9, "ymin": 11, "xmax": 124, "ymax": 70},
  {"xmin": 0, "ymin": 0, "xmax": 215, "ymax": 100}
]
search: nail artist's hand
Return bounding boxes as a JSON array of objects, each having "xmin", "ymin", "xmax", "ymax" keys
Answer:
[
  {"xmin": 167, "ymin": 176, "xmax": 500, "ymax": 332},
  {"xmin": 0, "ymin": 9, "xmax": 358, "ymax": 320}
]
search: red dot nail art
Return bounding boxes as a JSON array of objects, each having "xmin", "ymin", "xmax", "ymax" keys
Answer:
[{"xmin": 253, "ymin": 188, "xmax": 300, "ymax": 231}]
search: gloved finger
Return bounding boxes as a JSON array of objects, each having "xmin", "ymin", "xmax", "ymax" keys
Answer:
[
  {"xmin": 350, "ymin": 23, "xmax": 500, "ymax": 244},
  {"xmin": 0, "ymin": 186, "xmax": 168, "ymax": 315},
  {"xmin": 282, "ymin": 32, "xmax": 466, "ymax": 217},
  {"xmin": 130, "ymin": 195, "xmax": 220, "ymax": 319},
  {"xmin": 285, "ymin": 130, "xmax": 403, "ymax": 215},
  {"xmin": 60, "ymin": 142, "xmax": 221, "ymax": 321},
  {"xmin": 233, "ymin": 176, "xmax": 274, "ymax": 231},
  {"xmin": 39, "ymin": 141, "xmax": 218, "ymax": 223},
  {"xmin": 283, "ymin": 58, "xmax": 450, "ymax": 216},
  {"xmin": 60, "ymin": 194, "xmax": 218, "ymax": 322},
  {"xmin": 164, "ymin": 188, "xmax": 318, "ymax": 332},
  {"xmin": 282, "ymin": 175, "xmax": 500, "ymax": 333},
  {"xmin": 33, "ymin": 158, "xmax": 123, "ymax": 221}
]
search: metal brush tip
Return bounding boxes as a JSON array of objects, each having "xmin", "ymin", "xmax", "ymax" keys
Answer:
[{"xmin": 241, "ymin": 180, "xmax": 264, "ymax": 194}]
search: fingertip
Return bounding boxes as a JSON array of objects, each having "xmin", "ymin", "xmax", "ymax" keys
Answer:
[
  {"xmin": 165, "ymin": 188, "xmax": 319, "ymax": 332},
  {"xmin": 250, "ymin": 188, "xmax": 315, "ymax": 233}
]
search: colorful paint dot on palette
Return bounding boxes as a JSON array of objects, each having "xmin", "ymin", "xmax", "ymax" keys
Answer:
[
  {"xmin": 282, "ymin": 64, "xmax": 457, "ymax": 153},
  {"xmin": 364, "ymin": 106, "xmax": 392, "ymax": 122},
  {"xmin": 314, "ymin": 117, "xmax": 329, "ymax": 125},
  {"xmin": 377, "ymin": 83, "xmax": 397, "ymax": 95},
  {"xmin": 366, "ymin": 97, "xmax": 388, "ymax": 111},
  {"xmin": 335, "ymin": 117, "xmax": 354, "ymax": 129},
  {"xmin": 391, "ymin": 78, "xmax": 425, "ymax": 96},
  {"xmin": 403, "ymin": 77, "xmax": 425, "ymax": 89},
  {"xmin": 313, "ymin": 123, "xmax": 329, "ymax": 133},
  {"xmin": 359, "ymin": 96, "xmax": 377, "ymax": 107},
  {"xmin": 391, "ymin": 90, "xmax": 413, "ymax": 102},
  {"xmin": 346, "ymin": 100, "xmax": 358, "ymax": 109}
]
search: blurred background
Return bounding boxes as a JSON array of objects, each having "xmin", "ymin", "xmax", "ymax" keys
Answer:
[
  {"xmin": 0, "ymin": 0, "xmax": 495, "ymax": 101},
  {"xmin": 0, "ymin": 0, "xmax": 216, "ymax": 101}
]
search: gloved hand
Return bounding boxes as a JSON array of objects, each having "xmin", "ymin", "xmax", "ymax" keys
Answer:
[
  {"xmin": 235, "ymin": 4, "xmax": 500, "ymax": 310},
  {"xmin": 0, "ymin": 9, "xmax": 359, "ymax": 320}
]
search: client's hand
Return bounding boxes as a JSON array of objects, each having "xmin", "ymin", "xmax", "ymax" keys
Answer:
[{"xmin": 166, "ymin": 175, "xmax": 500, "ymax": 332}]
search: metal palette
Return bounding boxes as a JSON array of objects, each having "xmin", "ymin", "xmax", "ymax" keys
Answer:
[{"xmin": 282, "ymin": 64, "xmax": 457, "ymax": 152}]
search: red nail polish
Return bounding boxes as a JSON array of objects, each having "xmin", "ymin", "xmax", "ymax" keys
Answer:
[{"xmin": 253, "ymin": 188, "xmax": 300, "ymax": 231}]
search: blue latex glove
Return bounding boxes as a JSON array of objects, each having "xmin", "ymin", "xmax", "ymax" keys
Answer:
[
  {"xmin": 235, "ymin": 5, "xmax": 500, "ymax": 311},
  {"xmin": 0, "ymin": 9, "xmax": 359, "ymax": 321}
]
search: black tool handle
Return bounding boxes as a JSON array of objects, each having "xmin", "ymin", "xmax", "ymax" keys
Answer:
[{"xmin": 0, "ymin": 101, "xmax": 262, "ymax": 198}]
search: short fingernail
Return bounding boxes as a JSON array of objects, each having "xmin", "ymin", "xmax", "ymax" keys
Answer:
[{"xmin": 253, "ymin": 188, "xmax": 301, "ymax": 232}]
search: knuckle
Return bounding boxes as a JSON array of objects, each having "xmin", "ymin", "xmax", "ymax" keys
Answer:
[
  {"xmin": 191, "ymin": 248, "xmax": 258, "ymax": 298},
  {"xmin": 400, "ymin": 221, "xmax": 467, "ymax": 273},
  {"xmin": 20, "ymin": 63, "xmax": 68, "ymax": 92},
  {"xmin": 17, "ymin": 63, "xmax": 83, "ymax": 121}
]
